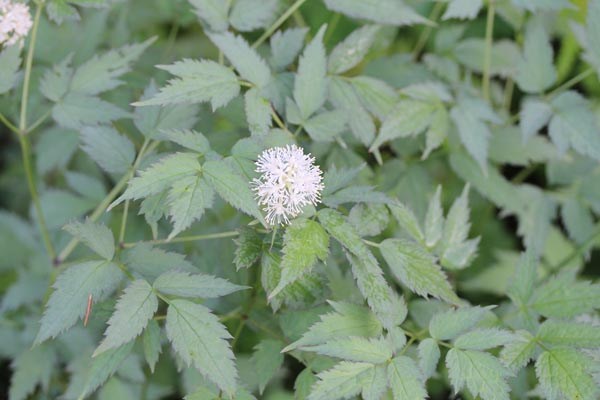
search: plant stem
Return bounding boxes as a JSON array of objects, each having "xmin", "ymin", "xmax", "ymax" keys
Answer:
[
  {"xmin": 412, "ymin": 1, "xmax": 444, "ymax": 60},
  {"xmin": 0, "ymin": 112, "xmax": 19, "ymax": 134},
  {"xmin": 27, "ymin": 108, "xmax": 51, "ymax": 134},
  {"xmin": 482, "ymin": 0, "xmax": 495, "ymax": 102},
  {"xmin": 553, "ymin": 224, "xmax": 600, "ymax": 270},
  {"xmin": 545, "ymin": 67, "xmax": 594, "ymax": 100},
  {"xmin": 17, "ymin": 2, "xmax": 56, "ymax": 260},
  {"xmin": 251, "ymin": 0, "xmax": 308, "ymax": 49},
  {"xmin": 122, "ymin": 231, "xmax": 240, "ymax": 248}
]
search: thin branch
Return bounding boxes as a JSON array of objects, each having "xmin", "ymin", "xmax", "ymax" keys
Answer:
[{"xmin": 251, "ymin": 0, "xmax": 309, "ymax": 49}]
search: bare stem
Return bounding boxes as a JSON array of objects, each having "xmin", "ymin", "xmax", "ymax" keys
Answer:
[
  {"xmin": 251, "ymin": 0, "xmax": 308, "ymax": 49},
  {"xmin": 121, "ymin": 231, "xmax": 240, "ymax": 249},
  {"xmin": 482, "ymin": 0, "xmax": 495, "ymax": 102}
]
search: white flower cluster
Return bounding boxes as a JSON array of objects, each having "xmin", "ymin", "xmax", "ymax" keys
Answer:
[
  {"xmin": 252, "ymin": 145, "xmax": 324, "ymax": 226},
  {"xmin": 0, "ymin": 0, "xmax": 32, "ymax": 47}
]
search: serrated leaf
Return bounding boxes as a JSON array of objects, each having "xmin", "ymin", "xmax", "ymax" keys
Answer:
[
  {"xmin": 442, "ymin": 0, "xmax": 483, "ymax": 20},
  {"xmin": 418, "ymin": 338, "xmax": 440, "ymax": 379},
  {"xmin": 166, "ymin": 299, "xmax": 237, "ymax": 395},
  {"xmin": 251, "ymin": 339, "xmax": 284, "ymax": 394},
  {"xmin": 9, "ymin": 345, "xmax": 56, "ymax": 400},
  {"xmin": 301, "ymin": 336, "xmax": 392, "ymax": 364},
  {"xmin": 429, "ymin": 306, "xmax": 493, "ymax": 341},
  {"xmin": 229, "ymin": 0, "xmax": 277, "ymax": 32},
  {"xmin": 388, "ymin": 201, "xmax": 424, "ymax": 243},
  {"xmin": 142, "ymin": 319, "xmax": 161, "ymax": 373},
  {"xmin": 284, "ymin": 301, "xmax": 382, "ymax": 351},
  {"xmin": 294, "ymin": 25, "xmax": 327, "ymax": 120},
  {"xmin": 348, "ymin": 203, "xmax": 389, "ymax": 237},
  {"xmin": 134, "ymin": 82, "xmax": 198, "ymax": 139},
  {"xmin": 208, "ymin": 32, "xmax": 271, "ymax": 87},
  {"xmin": 244, "ymin": 87, "xmax": 272, "ymax": 135},
  {"xmin": 80, "ymin": 126, "xmax": 135, "ymax": 175},
  {"xmin": 271, "ymin": 219, "xmax": 329, "ymax": 297},
  {"xmin": 499, "ymin": 330, "xmax": 536, "ymax": 372},
  {"xmin": 64, "ymin": 220, "xmax": 115, "ymax": 260},
  {"xmin": 328, "ymin": 25, "xmax": 380, "ymax": 74},
  {"xmin": 303, "ymin": 110, "xmax": 347, "ymax": 142},
  {"xmin": 454, "ymin": 328, "xmax": 516, "ymax": 351},
  {"xmin": 561, "ymin": 198, "xmax": 596, "ymax": 245},
  {"xmin": 506, "ymin": 252, "xmax": 538, "ymax": 307},
  {"xmin": 0, "ymin": 45, "xmax": 21, "ymax": 94},
  {"xmin": 112, "ymin": 153, "xmax": 201, "ymax": 205},
  {"xmin": 538, "ymin": 320, "xmax": 600, "ymax": 349},
  {"xmin": 329, "ymin": 77, "xmax": 376, "ymax": 146},
  {"xmin": 380, "ymin": 238, "xmax": 460, "ymax": 304},
  {"xmin": 121, "ymin": 243, "xmax": 197, "ymax": 282},
  {"xmin": 36, "ymin": 260, "xmax": 123, "ymax": 343},
  {"xmin": 79, "ymin": 342, "xmax": 134, "ymax": 400},
  {"xmin": 350, "ymin": 76, "xmax": 398, "ymax": 119},
  {"xmin": 202, "ymin": 159, "xmax": 265, "ymax": 225},
  {"xmin": 308, "ymin": 361, "xmax": 375, "ymax": 400},
  {"xmin": 71, "ymin": 38, "xmax": 154, "ymax": 95},
  {"xmin": 439, "ymin": 185, "xmax": 478, "ymax": 269},
  {"xmin": 451, "ymin": 101, "xmax": 492, "ymax": 171},
  {"xmin": 515, "ymin": 18, "xmax": 556, "ymax": 93},
  {"xmin": 269, "ymin": 28, "xmax": 308, "ymax": 71},
  {"xmin": 519, "ymin": 97, "xmax": 552, "ymax": 141},
  {"xmin": 94, "ymin": 280, "xmax": 158, "ymax": 356},
  {"xmin": 53, "ymin": 92, "xmax": 129, "ymax": 129},
  {"xmin": 424, "ymin": 186, "xmax": 444, "ymax": 247},
  {"xmin": 530, "ymin": 273, "xmax": 600, "ymax": 318},
  {"xmin": 536, "ymin": 347, "xmax": 598, "ymax": 400},
  {"xmin": 387, "ymin": 356, "xmax": 427, "ymax": 400},
  {"xmin": 446, "ymin": 348, "xmax": 511, "ymax": 400},
  {"xmin": 133, "ymin": 60, "xmax": 240, "ymax": 110},
  {"xmin": 154, "ymin": 271, "xmax": 246, "ymax": 299},
  {"xmin": 360, "ymin": 364, "xmax": 387, "ymax": 400},
  {"xmin": 234, "ymin": 228, "xmax": 263, "ymax": 270},
  {"xmin": 188, "ymin": 0, "xmax": 229, "ymax": 31},
  {"xmin": 166, "ymin": 175, "xmax": 214, "ymax": 239},
  {"xmin": 323, "ymin": 0, "xmax": 429, "ymax": 26}
]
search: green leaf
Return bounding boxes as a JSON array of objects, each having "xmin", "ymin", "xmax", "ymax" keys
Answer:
[
  {"xmin": 328, "ymin": 25, "xmax": 380, "ymax": 74},
  {"xmin": 536, "ymin": 347, "xmax": 598, "ymax": 400},
  {"xmin": 380, "ymin": 238, "xmax": 460, "ymax": 304},
  {"xmin": 323, "ymin": 0, "xmax": 429, "ymax": 26},
  {"xmin": 424, "ymin": 186, "xmax": 444, "ymax": 247},
  {"xmin": 417, "ymin": 338, "xmax": 440, "ymax": 379},
  {"xmin": 208, "ymin": 31, "xmax": 271, "ymax": 87},
  {"xmin": 294, "ymin": 25, "xmax": 328, "ymax": 120},
  {"xmin": 229, "ymin": 0, "xmax": 277, "ymax": 32},
  {"xmin": 142, "ymin": 319, "xmax": 161, "ymax": 373},
  {"xmin": 121, "ymin": 243, "xmax": 197, "ymax": 282},
  {"xmin": 442, "ymin": 0, "xmax": 483, "ymax": 20},
  {"xmin": 53, "ymin": 92, "xmax": 129, "ymax": 129},
  {"xmin": 489, "ymin": 126, "xmax": 557, "ymax": 166},
  {"xmin": 308, "ymin": 361, "xmax": 375, "ymax": 400},
  {"xmin": 244, "ymin": 87, "xmax": 272, "ymax": 135},
  {"xmin": 79, "ymin": 342, "xmax": 134, "ymax": 400},
  {"xmin": 329, "ymin": 77, "xmax": 376, "ymax": 146},
  {"xmin": 301, "ymin": 336, "xmax": 392, "ymax": 364},
  {"xmin": 70, "ymin": 38, "xmax": 154, "ymax": 95},
  {"xmin": 0, "ymin": 45, "xmax": 21, "ymax": 94},
  {"xmin": 499, "ymin": 330, "xmax": 536, "ymax": 372},
  {"xmin": 166, "ymin": 175, "xmax": 214, "ymax": 239},
  {"xmin": 112, "ymin": 153, "xmax": 201, "ymax": 205},
  {"xmin": 251, "ymin": 339, "xmax": 284, "ymax": 394},
  {"xmin": 154, "ymin": 271, "xmax": 246, "ymax": 299},
  {"xmin": 269, "ymin": 27, "xmax": 308, "ymax": 71},
  {"xmin": 80, "ymin": 126, "xmax": 135, "ymax": 175},
  {"xmin": 350, "ymin": 76, "xmax": 398, "ymax": 119},
  {"xmin": 561, "ymin": 198, "xmax": 596, "ymax": 245},
  {"xmin": 360, "ymin": 364, "xmax": 387, "ymax": 400},
  {"xmin": 387, "ymin": 356, "xmax": 427, "ymax": 400},
  {"xmin": 133, "ymin": 60, "xmax": 240, "ymax": 110},
  {"xmin": 506, "ymin": 252, "xmax": 538, "ymax": 307},
  {"xmin": 202, "ymin": 159, "xmax": 266, "ymax": 225},
  {"xmin": 446, "ymin": 348, "xmax": 512, "ymax": 400},
  {"xmin": 454, "ymin": 39, "xmax": 521, "ymax": 78},
  {"xmin": 537, "ymin": 320, "xmax": 600, "ymax": 349},
  {"xmin": 94, "ymin": 280, "xmax": 158, "ymax": 356},
  {"xmin": 36, "ymin": 260, "xmax": 123, "ymax": 343},
  {"xmin": 166, "ymin": 299, "xmax": 237, "ymax": 395},
  {"xmin": 188, "ymin": 0, "xmax": 229, "ymax": 31},
  {"xmin": 271, "ymin": 219, "xmax": 329, "ymax": 297},
  {"xmin": 9, "ymin": 345, "xmax": 56, "ymax": 400},
  {"xmin": 303, "ymin": 110, "xmax": 347, "ymax": 142},
  {"xmin": 234, "ymin": 228, "xmax": 263, "ymax": 270},
  {"xmin": 515, "ymin": 18, "xmax": 556, "ymax": 93},
  {"xmin": 454, "ymin": 328, "xmax": 516, "ymax": 351},
  {"xmin": 549, "ymin": 91, "xmax": 600, "ymax": 160},
  {"xmin": 283, "ymin": 301, "xmax": 382, "ymax": 352},
  {"xmin": 134, "ymin": 82, "xmax": 199, "ymax": 139},
  {"xmin": 429, "ymin": 306, "xmax": 493, "ymax": 341},
  {"xmin": 160, "ymin": 129, "xmax": 210, "ymax": 154},
  {"xmin": 450, "ymin": 99, "xmax": 494, "ymax": 171},
  {"xmin": 64, "ymin": 220, "xmax": 115, "ymax": 260},
  {"xmin": 348, "ymin": 203, "xmax": 389, "ymax": 237},
  {"xmin": 530, "ymin": 273, "xmax": 600, "ymax": 318},
  {"xmin": 584, "ymin": 0, "xmax": 600, "ymax": 74},
  {"xmin": 388, "ymin": 201, "xmax": 425, "ymax": 243},
  {"xmin": 519, "ymin": 97, "xmax": 552, "ymax": 141},
  {"xmin": 512, "ymin": 0, "xmax": 570, "ymax": 11}
]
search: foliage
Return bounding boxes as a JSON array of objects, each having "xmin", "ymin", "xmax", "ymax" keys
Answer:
[{"xmin": 0, "ymin": 0, "xmax": 600, "ymax": 399}]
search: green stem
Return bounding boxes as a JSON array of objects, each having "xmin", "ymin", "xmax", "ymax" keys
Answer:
[
  {"xmin": 122, "ymin": 230, "xmax": 240, "ymax": 248},
  {"xmin": 324, "ymin": 13, "xmax": 341, "ymax": 44},
  {"xmin": 482, "ymin": 0, "xmax": 495, "ymax": 102},
  {"xmin": 19, "ymin": 1, "xmax": 43, "ymax": 132},
  {"xmin": 27, "ymin": 108, "xmax": 52, "ymax": 134},
  {"xmin": 251, "ymin": 0, "xmax": 309, "ymax": 49},
  {"xmin": 0, "ymin": 112, "xmax": 19, "ymax": 134},
  {"xmin": 412, "ymin": 1, "xmax": 444, "ymax": 60},
  {"xmin": 545, "ymin": 67, "xmax": 594, "ymax": 100},
  {"xmin": 553, "ymin": 224, "xmax": 600, "ymax": 270},
  {"xmin": 362, "ymin": 239, "xmax": 380, "ymax": 248}
]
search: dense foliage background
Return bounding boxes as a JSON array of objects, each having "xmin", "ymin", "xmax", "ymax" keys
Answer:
[{"xmin": 0, "ymin": 0, "xmax": 600, "ymax": 399}]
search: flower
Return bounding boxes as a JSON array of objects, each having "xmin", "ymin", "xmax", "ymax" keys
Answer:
[
  {"xmin": 0, "ymin": 0, "xmax": 32, "ymax": 47},
  {"xmin": 251, "ymin": 144, "xmax": 324, "ymax": 226}
]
